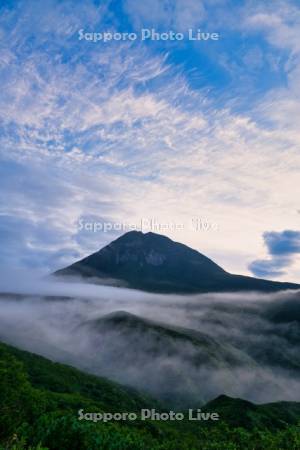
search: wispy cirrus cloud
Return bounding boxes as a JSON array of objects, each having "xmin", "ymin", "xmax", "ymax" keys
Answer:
[
  {"xmin": 124, "ymin": 0, "xmax": 207, "ymax": 31},
  {"xmin": 0, "ymin": 0, "xmax": 299, "ymax": 283}
]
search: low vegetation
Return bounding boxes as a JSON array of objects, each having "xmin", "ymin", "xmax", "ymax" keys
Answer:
[{"xmin": 0, "ymin": 342, "xmax": 299, "ymax": 449}]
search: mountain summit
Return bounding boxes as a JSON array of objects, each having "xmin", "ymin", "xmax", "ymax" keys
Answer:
[{"xmin": 54, "ymin": 231, "xmax": 300, "ymax": 293}]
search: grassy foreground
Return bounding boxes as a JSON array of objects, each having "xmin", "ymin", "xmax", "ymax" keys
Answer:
[{"xmin": 0, "ymin": 341, "xmax": 299, "ymax": 449}]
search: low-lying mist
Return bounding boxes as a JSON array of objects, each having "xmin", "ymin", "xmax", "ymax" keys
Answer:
[{"xmin": 0, "ymin": 273, "xmax": 299, "ymax": 408}]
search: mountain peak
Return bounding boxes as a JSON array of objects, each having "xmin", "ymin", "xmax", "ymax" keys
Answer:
[
  {"xmin": 114, "ymin": 230, "xmax": 172, "ymax": 244},
  {"xmin": 54, "ymin": 231, "xmax": 300, "ymax": 294}
]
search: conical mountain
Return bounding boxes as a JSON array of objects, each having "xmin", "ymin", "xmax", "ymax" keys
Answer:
[{"xmin": 54, "ymin": 231, "xmax": 300, "ymax": 293}]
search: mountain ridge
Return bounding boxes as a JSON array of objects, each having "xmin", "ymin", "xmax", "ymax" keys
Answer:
[{"xmin": 54, "ymin": 231, "xmax": 300, "ymax": 293}]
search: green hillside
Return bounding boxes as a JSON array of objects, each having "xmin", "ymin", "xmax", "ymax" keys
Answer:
[{"xmin": 0, "ymin": 341, "xmax": 299, "ymax": 450}]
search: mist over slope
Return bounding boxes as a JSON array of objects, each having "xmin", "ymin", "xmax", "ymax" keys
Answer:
[{"xmin": 0, "ymin": 274, "xmax": 299, "ymax": 408}]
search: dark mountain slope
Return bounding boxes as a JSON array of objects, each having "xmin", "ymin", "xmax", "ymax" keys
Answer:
[
  {"xmin": 83, "ymin": 310, "xmax": 255, "ymax": 369},
  {"xmin": 78, "ymin": 311, "xmax": 261, "ymax": 407},
  {"xmin": 204, "ymin": 394, "xmax": 300, "ymax": 430},
  {"xmin": 55, "ymin": 231, "xmax": 300, "ymax": 293}
]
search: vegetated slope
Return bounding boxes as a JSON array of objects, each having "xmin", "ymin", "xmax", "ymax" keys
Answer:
[
  {"xmin": 1, "ymin": 341, "xmax": 300, "ymax": 450},
  {"xmin": 204, "ymin": 394, "xmax": 300, "ymax": 430}
]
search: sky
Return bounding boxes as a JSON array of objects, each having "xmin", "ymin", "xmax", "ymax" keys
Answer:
[{"xmin": 0, "ymin": 0, "xmax": 300, "ymax": 282}]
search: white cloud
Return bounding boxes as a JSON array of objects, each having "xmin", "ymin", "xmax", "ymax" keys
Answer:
[
  {"xmin": 124, "ymin": 0, "xmax": 206, "ymax": 31},
  {"xmin": 0, "ymin": 0, "xmax": 299, "ymax": 283}
]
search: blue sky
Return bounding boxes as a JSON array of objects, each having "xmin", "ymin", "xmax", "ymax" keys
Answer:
[{"xmin": 0, "ymin": 0, "xmax": 300, "ymax": 282}]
